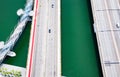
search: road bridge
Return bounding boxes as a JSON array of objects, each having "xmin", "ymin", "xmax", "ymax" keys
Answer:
[
  {"xmin": 91, "ymin": 0, "xmax": 120, "ymax": 77},
  {"xmin": 26, "ymin": 0, "xmax": 61, "ymax": 77}
]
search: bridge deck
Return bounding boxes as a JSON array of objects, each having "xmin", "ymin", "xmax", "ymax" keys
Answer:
[
  {"xmin": 91, "ymin": 0, "xmax": 120, "ymax": 77},
  {"xmin": 26, "ymin": 0, "xmax": 61, "ymax": 77}
]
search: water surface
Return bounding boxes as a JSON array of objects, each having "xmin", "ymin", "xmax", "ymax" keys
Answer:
[
  {"xmin": 0, "ymin": 0, "xmax": 30, "ymax": 67},
  {"xmin": 61, "ymin": 0, "xmax": 102, "ymax": 77}
]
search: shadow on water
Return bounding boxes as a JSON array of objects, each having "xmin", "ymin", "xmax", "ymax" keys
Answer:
[{"xmin": 87, "ymin": 0, "xmax": 103, "ymax": 77}]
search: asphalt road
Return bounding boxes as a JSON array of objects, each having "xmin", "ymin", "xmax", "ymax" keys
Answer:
[{"xmin": 26, "ymin": 0, "xmax": 61, "ymax": 77}]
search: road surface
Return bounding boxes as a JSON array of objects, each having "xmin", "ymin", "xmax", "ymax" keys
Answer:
[
  {"xmin": 26, "ymin": 0, "xmax": 61, "ymax": 77},
  {"xmin": 91, "ymin": 0, "xmax": 120, "ymax": 77}
]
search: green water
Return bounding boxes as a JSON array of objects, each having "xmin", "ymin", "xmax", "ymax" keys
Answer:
[
  {"xmin": 0, "ymin": 0, "xmax": 102, "ymax": 77},
  {"xmin": 0, "ymin": 0, "xmax": 30, "ymax": 67},
  {"xmin": 61, "ymin": 0, "xmax": 102, "ymax": 77}
]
